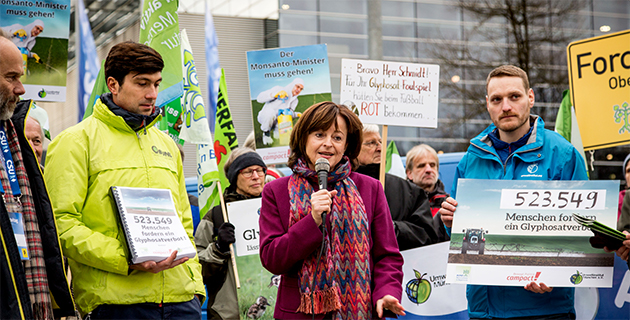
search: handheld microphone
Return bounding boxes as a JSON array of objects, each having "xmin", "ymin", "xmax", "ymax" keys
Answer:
[
  {"xmin": 311, "ymin": 158, "xmax": 331, "ymax": 319},
  {"xmin": 314, "ymin": 158, "xmax": 331, "ymax": 227},
  {"xmin": 315, "ymin": 158, "xmax": 330, "ymax": 190}
]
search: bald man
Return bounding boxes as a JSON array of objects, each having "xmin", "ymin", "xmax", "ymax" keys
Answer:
[{"xmin": 0, "ymin": 37, "xmax": 75, "ymax": 319}]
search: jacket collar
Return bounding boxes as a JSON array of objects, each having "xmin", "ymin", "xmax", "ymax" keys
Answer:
[
  {"xmin": 355, "ymin": 163, "xmax": 380, "ymax": 179},
  {"xmin": 471, "ymin": 115, "xmax": 545, "ymax": 162},
  {"xmin": 224, "ymin": 190, "xmax": 259, "ymax": 202},
  {"xmin": 96, "ymin": 93, "xmax": 161, "ymax": 132}
]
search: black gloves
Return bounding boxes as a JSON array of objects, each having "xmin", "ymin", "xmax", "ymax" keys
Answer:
[
  {"xmin": 589, "ymin": 230, "xmax": 623, "ymax": 251},
  {"xmin": 216, "ymin": 222, "xmax": 235, "ymax": 253}
]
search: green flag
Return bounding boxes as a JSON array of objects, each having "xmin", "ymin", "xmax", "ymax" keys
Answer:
[
  {"xmin": 138, "ymin": 0, "xmax": 184, "ymax": 144},
  {"xmin": 555, "ymin": 90, "xmax": 572, "ymax": 142},
  {"xmin": 385, "ymin": 140, "xmax": 406, "ymax": 179},
  {"xmin": 138, "ymin": 0, "xmax": 182, "ymax": 107},
  {"xmin": 199, "ymin": 69, "xmax": 238, "ymax": 216},
  {"xmin": 555, "ymin": 89, "xmax": 588, "ymax": 174},
  {"xmin": 84, "ymin": 60, "xmax": 109, "ymax": 119}
]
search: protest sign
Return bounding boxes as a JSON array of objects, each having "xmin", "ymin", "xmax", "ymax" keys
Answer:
[
  {"xmin": 227, "ymin": 199, "xmax": 263, "ymax": 257},
  {"xmin": 227, "ymin": 198, "xmax": 277, "ymax": 319},
  {"xmin": 567, "ymin": 30, "xmax": 630, "ymax": 150},
  {"xmin": 400, "ymin": 242, "xmax": 467, "ymax": 319},
  {"xmin": 246, "ymin": 44, "xmax": 332, "ymax": 165},
  {"xmin": 400, "ymin": 252, "xmax": 630, "ymax": 319},
  {"xmin": 0, "ymin": 0, "xmax": 71, "ymax": 101},
  {"xmin": 447, "ymin": 179, "xmax": 618, "ymax": 287},
  {"xmin": 339, "ymin": 59, "xmax": 439, "ymax": 128},
  {"xmin": 110, "ymin": 187, "xmax": 196, "ymax": 264}
]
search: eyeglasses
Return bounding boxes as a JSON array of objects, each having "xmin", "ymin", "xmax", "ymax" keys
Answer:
[
  {"xmin": 362, "ymin": 140, "xmax": 382, "ymax": 149},
  {"xmin": 240, "ymin": 168, "xmax": 265, "ymax": 178}
]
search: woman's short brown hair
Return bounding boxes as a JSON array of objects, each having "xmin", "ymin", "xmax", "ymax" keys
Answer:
[{"xmin": 288, "ymin": 101, "xmax": 363, "ymax": 169}]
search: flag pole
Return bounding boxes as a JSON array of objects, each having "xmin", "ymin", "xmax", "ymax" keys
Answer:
[
  {"xmin": 217, "ymin": 180, "xmax": 240, "ymax": 289},
  {"xmin": 379, "ymin": 125, "xmax": 388, "ymax": 189}
]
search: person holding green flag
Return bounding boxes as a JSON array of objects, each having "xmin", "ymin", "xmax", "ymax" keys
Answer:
[{"xmin": 195, "ymin": 148, "xmax": 267, "ymax": 319}]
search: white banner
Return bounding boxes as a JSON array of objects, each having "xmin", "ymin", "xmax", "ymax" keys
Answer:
[
  {"xmin": 227, "ymin": 198, "xmax": 262, "ymax": 257},
  {"xmin": 339, "ymin": 58, "xmax": 439, "ymax": 128},
  {"xmin": 400, "ymin": 242, "xmax": 467, "ymax": 317}
]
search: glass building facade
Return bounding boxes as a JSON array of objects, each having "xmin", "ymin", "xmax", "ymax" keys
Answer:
[{"xmin": 275, "ymin": 0, "xmax": 630, "ymax": 182}]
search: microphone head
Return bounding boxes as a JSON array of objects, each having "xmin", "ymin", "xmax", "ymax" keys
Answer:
[{"xmin": 315, "ymin": 158, "xmax": 330, "ymax": 173}]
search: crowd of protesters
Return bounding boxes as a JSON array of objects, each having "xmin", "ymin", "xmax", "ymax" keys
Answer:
[{"xmin": 1, "ymin": 29, "xmax": 630, "ymax": 320}]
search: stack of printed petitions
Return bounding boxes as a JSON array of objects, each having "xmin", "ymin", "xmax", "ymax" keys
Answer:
[{"xmin": 572, "ymin": 213, "xmax": 626, "ymax": 249}]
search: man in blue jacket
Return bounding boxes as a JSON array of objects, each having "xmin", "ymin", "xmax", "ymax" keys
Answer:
[{"xmin": 439, "ymin": 65, "xmax": 588, "ymax": 319}]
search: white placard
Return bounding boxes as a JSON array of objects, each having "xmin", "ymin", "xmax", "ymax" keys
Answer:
[
  {"xmin": 339, "ymin": 58, "xmax": 439, "ymax": 127},
  {"xmin": 446, "ymin": 179, "xmax": 618, "ymax": 287},
  {"xmin": 111, "ymin": 187, "xmax": 197, "ymax": 264},
  {"xmin": 500, "ymin": 189, "xmax": 606, "ymax": 211},
  {"xmin": 227, "ymin": 198, "xmax": 262, "ymax": 257},
  {"xmin": 400, "ymin": 242, "xmax": 467, "ymax": 317}
]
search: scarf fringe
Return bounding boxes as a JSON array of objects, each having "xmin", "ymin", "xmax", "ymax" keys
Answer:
[
  {"xmin": 32, "ymin": 301, "xmax": 54, "ymax": 320},
  {"xmin": 297, "ymin": 286, "xmax": 342, "ymax": 314}
]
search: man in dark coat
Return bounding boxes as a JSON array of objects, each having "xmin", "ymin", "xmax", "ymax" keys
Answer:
[
  {"xmin": 0, "ymin": 36, "xmax": 75, "ymax": 319},
  {"xmin": 355, "ymin": 124, "xmax": 438, "ymax": 250},
  {"xmin": 405, "ymin": 144, "xmax": 450, "ymax": 241}
]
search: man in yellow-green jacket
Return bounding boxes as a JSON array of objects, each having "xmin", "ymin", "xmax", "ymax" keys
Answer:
[{"xmin": 45, "ymin": 42, "xmax": 205, "ymax": 319}]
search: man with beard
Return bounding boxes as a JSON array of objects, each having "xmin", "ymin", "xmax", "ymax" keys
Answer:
[
  {"xmin": 439, "ymin": 65, "xmax": 588, "ymax": 319},
  {"xmin": 0, "ymin": 36, "xmax": 75, "ymax": 319},
  {"xmin": 355, "ymin": 124, "xmax": 438, "ymax": 250}
]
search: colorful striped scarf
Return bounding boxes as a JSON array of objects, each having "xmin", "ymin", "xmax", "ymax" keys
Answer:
[
  {"xmin": 289, "ymin": 157, "xmax": 371, "ymax": 319},
  {"xmin": 0, "ymin": 120, "xmax": 53, "ymax": 319}
]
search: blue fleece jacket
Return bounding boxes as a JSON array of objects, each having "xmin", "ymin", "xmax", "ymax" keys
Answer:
[{"xmin": 452, "ymin": 115, "xmax": 588, "ymax": 318}]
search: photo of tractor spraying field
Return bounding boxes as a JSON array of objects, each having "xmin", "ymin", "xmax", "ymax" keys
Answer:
[
  {"xmin": 447, "ymin": 179, "xmax": 619, "ymax": 268},
  {"xmin": 448, "ymin": 232, "xmax": 614, "ymax": 266}
]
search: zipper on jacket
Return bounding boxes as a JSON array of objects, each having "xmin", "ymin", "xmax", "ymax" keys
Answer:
[{"xmin": 472, "ymin": 142, "xmax": 543, "ymax": 176}]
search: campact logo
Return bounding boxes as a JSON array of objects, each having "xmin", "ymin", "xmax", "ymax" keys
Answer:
[
  {"xmin": 506, "ymin": 271, "xmax": 541, "ymax": 282},
  {"xmin": 151, "ymin": 146, "xmax": 172, "ymax": 158},
  {"xmin": 570, "ymin": 271, "xmax": 583, "ymax": 284},
  {"xmin": 405, "ymin": 269, "xmax": 431, "ymax": 304},
  {"xmin": 38, "ymin": 89, "xmax": 47, "ymax": 98}
]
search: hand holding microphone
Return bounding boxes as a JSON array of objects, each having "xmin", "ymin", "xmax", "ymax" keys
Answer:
[{"xmin": 310, "ymin": 158, "xmax": 335, "ymax": 227}]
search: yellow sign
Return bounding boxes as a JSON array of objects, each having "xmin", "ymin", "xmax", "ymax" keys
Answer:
[{"xmin": 567, "ymin": 29, "xmax": 630, "ymax": 150}]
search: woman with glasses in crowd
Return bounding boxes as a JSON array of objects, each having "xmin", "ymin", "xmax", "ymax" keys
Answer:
[{"xmin": 195, "ymin": 148, "xmax": 267, "ymax": 319}]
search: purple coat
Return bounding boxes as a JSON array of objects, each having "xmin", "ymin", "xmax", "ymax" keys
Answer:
[{"xmin": 259, "ymin": 172, "xmax": 404, "ymax": 319}]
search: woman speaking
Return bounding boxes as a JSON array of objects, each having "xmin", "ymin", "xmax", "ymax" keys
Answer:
[{"xmin": 259, "ymin": 101, "xmax": 405, "ymax": 319}]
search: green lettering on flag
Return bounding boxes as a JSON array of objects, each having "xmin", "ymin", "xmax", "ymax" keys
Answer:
[
  {"xmin": 139, "ymin": 0, "xmax": 183, "ymax": 143},
  {"xmin": 199, "ymin": 69, "xmax": 238, "ymax": 217},
  {"xmin": 213, "ymin": 69, "xmax": 239, "ymax": 206}
]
